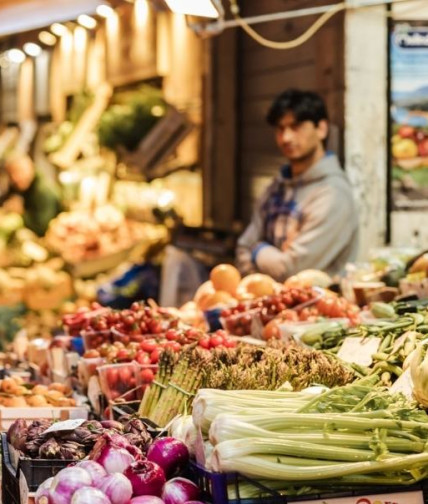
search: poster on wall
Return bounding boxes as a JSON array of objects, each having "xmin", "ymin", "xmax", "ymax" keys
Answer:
[{"xmin": 390, "ymin": 23, "xmax": 428, "ymax": 210}]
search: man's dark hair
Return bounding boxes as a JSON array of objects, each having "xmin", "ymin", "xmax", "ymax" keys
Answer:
[{"xmin": 266, "ymin": 89, "xmax": 329, "ymax": 127}]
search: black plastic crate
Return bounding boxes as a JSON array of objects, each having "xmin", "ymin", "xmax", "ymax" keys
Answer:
[
  {"xmin": 191, "ymin": 462, "xmax": 428, "ymax": 504},
  {"xmin": 1, "ymin": 433, "xmax": 73, "ymax": 494},
  {"xmin": 2, "ymin": 435, "xmax": 20, "ymax": 504}
]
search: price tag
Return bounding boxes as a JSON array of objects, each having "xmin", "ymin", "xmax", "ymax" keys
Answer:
[
  {"xmin": 337, "ymin": 337, "xmax": 381, "ymax": 366},
  {"xmin": 390, "ymin": 368, "xmax": 414, "ymax": 400},
  {"xmin": 19, "ymin": 469, "xmax": 29, "ymax": 504},
  {"xmin": 297, "ymin": 489, "xmax": 424, "ymax": 504},
  {"xmin": 43, "ymin": 418, "xmax": 85, "ymax": 434}
]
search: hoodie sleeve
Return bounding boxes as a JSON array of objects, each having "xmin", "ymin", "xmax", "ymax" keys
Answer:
[
  {"xmin": 235, "ymin": 181, "xmax": 275, "ymax": 275},
  {"xmin": 253, "ymin": 179, "xmax": 356, "ymax": 281}
]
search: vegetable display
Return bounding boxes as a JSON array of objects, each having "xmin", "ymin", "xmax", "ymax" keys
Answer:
[
  {"xmin": 194, "ymin": 377, "xmax": 428, "ymax": 493},
  {"xmin": 35, "ymin": 436, "xmax": 198, "ymax": 504}
]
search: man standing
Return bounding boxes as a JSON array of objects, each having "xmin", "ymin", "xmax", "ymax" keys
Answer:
[{"xmin": 236, "ymin": 89, "xmax": 358, "ymax": 282}]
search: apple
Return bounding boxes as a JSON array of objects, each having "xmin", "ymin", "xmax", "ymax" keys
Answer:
[{"xmin": 398, "ymin": 125, "xmax": 415, "ymax": 139}]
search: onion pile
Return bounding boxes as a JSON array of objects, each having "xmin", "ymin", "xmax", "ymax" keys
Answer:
[{"xmin": 35, "ymin": 434, "xmax": 200, "ymax": 504}]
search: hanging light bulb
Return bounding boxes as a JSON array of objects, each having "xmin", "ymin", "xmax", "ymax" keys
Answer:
[
  {"xmin": 96, "ymin": 4, "xmax": 115, "ymax": 18},
  {"xmin": 77, "ymin": 14, "xmax": 97, "ymax": 29},
  {"xmin": 39, "ymin": 31, "xmax": 57, "ymax": 46},
  {"xmin": 23, "ymin": 42, "xmax": 42, "ymax": 57},
  {"xmin": 7, "ymin": 48, "xmax": 26, "ymax": 64},
  {"xmin": 50, "ymin": 23, "xmax": 68, "ymax": 36}
]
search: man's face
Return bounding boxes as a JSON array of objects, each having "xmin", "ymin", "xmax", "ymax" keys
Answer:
[{"xmin": 274, "ymin": 112, "xmax": 328, "ymax": 162}]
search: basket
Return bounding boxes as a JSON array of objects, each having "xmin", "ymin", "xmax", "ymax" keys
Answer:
[
  {"xmin": 1, "ymin": 433, "xmax": 72, "ymax": 499},
  {"xmin": 191, "ymin": 462, "xmax": 428, "ymax": 504},
  {"xmin": 81, "ymin": 329, "xmax": 113, "ymax": 351},
  {"xmin": 97, "ymin": 361, "xmax": 157, "ymax": 402}
]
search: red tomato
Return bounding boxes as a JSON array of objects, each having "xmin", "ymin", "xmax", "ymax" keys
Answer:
[
  {"xmin": 223, "ymin": 338, "xmax": 237, "ymax": 348},
  {"xmin": 106, "ymin": 368, "xmax": 119, "ymax": 388},
  {"xmin": 209, "ymin": 335, "xmax": 224, "ymax": 348},
  {"xmin": 198, "ymin": 336, "xmax": 210, "ymax": 349},
  {"xmin": 148, "ymin": 319, "xmax": 163, "ymax": 334},
  {"xmin": 118, "ymin": 366, "xmax": 133, "ymax": 384},
  {"xmin": 140, "ymin": 339, "xmax": 157, "ymax": 353},
  {"xmin": 165, "ymin": 329, "xmax": 179, "ymax": 341},
  {"xmin": 116, "ymin": 349, "xmax": 130, "ymax": 362},
  {"xmin": 136, "ymin": 352, "xmax": 151, "ymax": 365},
  {"xmin": 150, "ymin": 349, "xmax": 161, "ymax": 364},
  {"xmin": 165, "ymin": 341, "xmax": 181, "ymax": 352},
  {"xmin": 140, "ymin": 368, "xmax": 155, "ymax": 383}
]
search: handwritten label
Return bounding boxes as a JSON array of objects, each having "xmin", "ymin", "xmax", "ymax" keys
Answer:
[
  {"xmin": 298, "ymin": 489, "xmax": 424, "ymax": 504},
  {"xmin": 43, "ymin": 418, "xmax": 85, "ymax": 434},
  {"xmin": 337, "ymin": 337, "xmax": 381, "ymax": 366},
  {"xmin": 390, "ymin": 368, "xmax": 414, "ymax": 400},
  {"xmin": 19, "ymin": 469, "xmax": 29, "ymax": 504}
]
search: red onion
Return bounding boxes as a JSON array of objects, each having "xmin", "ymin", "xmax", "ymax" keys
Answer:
[
  {"xmin": 71, "ymin": 487, "xmax": 112, "ymax": 504},
  {"xmin": 161, "ymin": 478, "xmax": 200, "ymax": 504},
  {"xmin": 90, "ymin": 436, "xmax": 135, "ymax": 474},
  {"xmin": 76, "ymin": 460, "xmax": 107, "ymax": 483},
  {"xmin": 124, "ymin": 459, "xmax": 166, "ymax": 497},
  {"xmin": 34, "ymin": 477, "xmax": 54, "ymax": 504},
  {"xmin": 50, "ymin": 467, "xmax": 92, "ymax": 502},
  {"xmin": 98, "ymin": 473, "xmax": 133, "ymax": 504},
  {"xmin": 130, "ymin": 498, "xmax": 165, "ymax": 504},
  {"xmin": 147, "ymin": 438, "xmax": 189, "ymax": 478}
]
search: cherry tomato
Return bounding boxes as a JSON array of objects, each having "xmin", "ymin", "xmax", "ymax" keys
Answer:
[
  {"xmin": 198, "ymin": 336, "xmax": 210, "ymax": 349},
  {"xmin": 136, "ymin": 352, "xmax": 151, "ymax": 365},
  {"xmin": 119, "ymin": 366, "xmax": 133, "ymax": 384},
  {"xmin": 166, "ymin": 329, "xmax": 179, "ymax": 341},
  {"xmin": 140, "ymin": 368, "xmax": 155, "ymax": 383},
  {"xmin": 140, "ymin": 339, "xmax": 157, "ymax": 353},
  {"xmin": 209, "ymin": 335, "xmax": 224, "ymax": 348},
  {"xmin": 165, "ymin": 341, "xmax": 181, "ymax": 352},
  {"xmin": 116, "ymin": 349, "xmax": 130, "ymax": 362},
  {"xmin": 150, "ymin": 349, "xmax": 161, "ymax": 364}
]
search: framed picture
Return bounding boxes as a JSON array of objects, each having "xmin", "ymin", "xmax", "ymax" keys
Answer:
[{"xmin": 390, "ymin": 22, "xmax": 428, "ymax": 210}]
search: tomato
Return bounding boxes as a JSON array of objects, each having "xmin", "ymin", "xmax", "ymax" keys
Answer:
[
  {"xmin": 150, "ymin": 349, "xmax": 161, "ymax": 364},
  {"xmin": 118, "ymin": 366, "xmax": 133, "ymax": 384},
  {"xmin": 209, "ymin": 335, "xmax": 224, "ymax": 348},
  {"xmin": 165, "ymin": 341, "xmax": 181, "ymax": 352},
  {"xmin": 198, "ymin": 336, "xmax": 210, "ymax": 349},
  {"xmin": 106, "ymin": 368, "xmax": 119, "ymax": 388},
  {"xmin": 140, "ymin": 368, "xmax": 155, "ymax": 383},
  {"xmin": 223, "ymin": 338, "xmax": 237, "ymax": 348},
  {"xmin": 165, "ymin": 329, "xmax": 179, "ymax": 341},
  {"xmin": 141, "ymin": 339, "xmax": 157, "ymax": 353},
  {"xmin": 136, "ymin": 352, "xmax": 151, "ymax": 365},
  {"xmin": 116, "ymin": 349, "xmax": 130, "ymax": 362},
  {"xmin": 148, "ymin": 319, "xmax": 163, "ymax": 334}
]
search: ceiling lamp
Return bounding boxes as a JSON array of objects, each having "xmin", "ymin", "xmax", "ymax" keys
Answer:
[
  {"xmin": 7, "ymin": 48, "xmax": 26, "ymax": 64},
  {"xmin": 77, "ymin": 14, "xmax": 97, "ymax": 29},
  {"xmin": 23, "ymin": 42, "xmax": 42, "ymax": 57},
  {"xmin": 50, "ymin": 23, "xmax": 68, "ymax": 36},
  {"xmin": 164, "ymin": 0, "xmax": 221, "ymax": 18},
  {"xmin": 96, "ymin": 4, "xmax": 115, "ymax": 18},
  {"xmin": 39, "ymin": 31, "xmax": 57, "ymax": 45}
]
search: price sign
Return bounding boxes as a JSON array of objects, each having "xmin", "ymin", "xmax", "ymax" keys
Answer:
[
  {"xmin": 298, "ymin": 489, "xmax": 424, "ymax": 504},
  {"xmin": 337, "ymin": 337, "xmax": 381, "ymax": 366},
  {"xmin": 43, "ymin": 418, "xmax": 85, "ymax": 434}
]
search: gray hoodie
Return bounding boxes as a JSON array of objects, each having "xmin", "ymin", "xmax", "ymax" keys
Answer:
[{"xmin": 236, "ymin": 154, "xmax": 358, "ymax": 281}]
